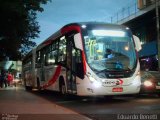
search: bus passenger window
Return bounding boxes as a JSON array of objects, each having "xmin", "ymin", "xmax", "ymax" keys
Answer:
[
  {"xmin": 58, "ymin": 36, "xmax": 66, "ymax": 63},
  {"xmin": 36, "ymin": 51, "xmax": 41, "ymax": 67},
  {"xmin": 45, "ymin": 50, "xmax": 57, "ymax": 65}
]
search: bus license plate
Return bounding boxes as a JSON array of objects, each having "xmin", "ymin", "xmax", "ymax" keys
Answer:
[{"xmin": 112, "ymin": 87, "xmax": 123, "ymax": 92}]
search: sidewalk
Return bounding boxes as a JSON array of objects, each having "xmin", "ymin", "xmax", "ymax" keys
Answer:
[{"xmin": 0, "ymin": 86, "xmax": 91, "ymax": 120}]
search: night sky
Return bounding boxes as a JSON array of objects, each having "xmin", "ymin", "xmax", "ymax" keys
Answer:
[{"xmin": 35, "ymin": 0, "xmax": 136, "ymax": 45}]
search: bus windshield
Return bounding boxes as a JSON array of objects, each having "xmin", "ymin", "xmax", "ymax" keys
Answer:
[{"xmin": 83, "ymin": 29, "xmax": 137, "ymax": 75}]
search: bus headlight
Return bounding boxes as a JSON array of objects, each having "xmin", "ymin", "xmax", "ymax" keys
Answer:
[
  {"xmin": 88, "ymin": 76, "xmax": 101, "ymax": 88},
  {"xmin": 89, "ymin": 76, "xmax": 96, "ymax": 82},
  {"xmin": 93, "ymin": 80, "xmax": 102, "ymax": 88}
]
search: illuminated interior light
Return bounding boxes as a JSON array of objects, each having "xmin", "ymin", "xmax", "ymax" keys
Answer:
[
  {"xmin": 92, "ymin": 30, "xmax": 125, "ymax": 37},
  {"xmin": 124, "ymin": 46, "xmax": 129, "ymax": 51},
  {"xmin": 81, "ymin": 25, "xmax": 87, "ymax": 29},
  {"xmin": 60, "ymin": 36, "xmax": 65, "ymax": 40},
  {"xmin": 126, "ymin": 27, "xmax": 129, "ymax": 30},
  {"xmin": 48, "ymin": 59, "xmax": 55, "ymax": 63}
]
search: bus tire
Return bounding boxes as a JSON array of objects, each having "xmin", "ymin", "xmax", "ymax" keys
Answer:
[{"xmin": 59, "ymin": 77, "xmax": 66, "ymax": 95}]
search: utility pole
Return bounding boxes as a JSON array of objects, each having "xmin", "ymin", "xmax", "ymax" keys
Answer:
[{"xmin": 156, "ymin": 0, "xmax": 160, "ymax": 71}]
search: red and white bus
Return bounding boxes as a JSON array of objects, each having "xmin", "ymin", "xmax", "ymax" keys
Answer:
[{"xmin": 22, "ymin": 22, "xmax": 142, "ymax": 96}]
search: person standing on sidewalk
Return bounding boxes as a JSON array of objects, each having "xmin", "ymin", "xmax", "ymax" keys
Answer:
[
  {"xmin": 7, "ymin": 72, "xmax": 13, "ymax": 86},
  {"xmin": 1, "ymin": 69, "xmax": 7, "ymax": 88},
  {"xmin": 0, "ymin": 71, "xmax": 3, "ymax": 88}
]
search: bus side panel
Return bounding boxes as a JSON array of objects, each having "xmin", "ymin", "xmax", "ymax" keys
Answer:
[
  {"xmin": 44, "ymin": 65, "xmax": 60, "ymax": 91},
  {"xmin": 24, "ymin": 68, "xmax": 32, "ymax": 87},
  {"xmin": 76, "ymin": 76, "xmax": 90, "ymax": 96},
  {"xmin": 23, "ymin": 62, "xmax": 34, "ymax": 88},
  {"xmin": 36, "ymin": 65, "xmax": 63, "ymax": 91}
]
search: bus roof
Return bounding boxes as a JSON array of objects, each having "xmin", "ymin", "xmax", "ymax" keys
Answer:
[{"xmin": 63, "ymin": 22, "xmax": 127, "ymax": 28}]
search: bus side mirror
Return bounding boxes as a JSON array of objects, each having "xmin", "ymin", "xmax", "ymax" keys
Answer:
[
  {"xmin": 133, "ymin": 35, "xmax": 142, "ymax": 51},
  {"xmin": 74, "ymin": 33, "xmax": 83, "ymax": 50}
]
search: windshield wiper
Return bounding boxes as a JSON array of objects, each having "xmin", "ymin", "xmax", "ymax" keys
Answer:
[
  {"xmin": 95, "ymin": 67, "xmax": 132, "ymax": 74},
  {"xmin": 96, "ymin": 69, "xmax": 109, "ymax": 74}
]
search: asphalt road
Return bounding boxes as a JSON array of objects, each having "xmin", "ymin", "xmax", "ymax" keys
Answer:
[
  {"xmin": 34, "ymin": 90, "xmax": 160, "ymax": 120},
  {"xmin": 0, "ymin": 86, "xmax": 160, "ymax": 120}
]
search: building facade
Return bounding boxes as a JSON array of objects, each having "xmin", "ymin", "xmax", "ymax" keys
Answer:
[
  {"xmin": 111, "ymin": 0, "xmax": 160, "ymax": 71},
  {"xmin": 0, "ymin": 60, "xmax": 22, "ymax": 78}
]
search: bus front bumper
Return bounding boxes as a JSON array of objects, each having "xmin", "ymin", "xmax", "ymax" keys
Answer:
[{"xmin": 78, "ymin": 82, "xmax": 141, "ymax": 96}]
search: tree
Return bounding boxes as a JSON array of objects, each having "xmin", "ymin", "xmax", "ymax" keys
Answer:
[{"xmin": 0, "ymin": 0, "xmax": 50, "ymax": 60}]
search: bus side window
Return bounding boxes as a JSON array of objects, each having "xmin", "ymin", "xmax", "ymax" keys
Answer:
[
  {"xmin": 36, "ymin": 51, "xmax": 41, "ymax": 68},
  {"xmin": 58, "ymin": 36, "xmax": 66, "ymax": 64},
  {"xmin": 45, "ymin": 50, "xmax": 57, "ymax": 65}
]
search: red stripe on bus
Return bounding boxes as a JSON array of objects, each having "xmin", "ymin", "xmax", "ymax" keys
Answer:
[
  {"xmin": 43, "ymin": 39, "xmax": 52, "ymax": 45},
  {"xmin": 42, "ymin": 65, "xmax": 61, "ymax": 89},
  {"xmin": 82, "ymin": 51, "xmax": 87, "ymax": 74},
  {"xmin": 61, "ymin": 25, "xmax": 81, "ymax": 35}
]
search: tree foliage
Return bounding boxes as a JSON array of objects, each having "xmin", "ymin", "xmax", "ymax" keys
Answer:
[{"xmin": 0, "ymin": 0, "xmax": 50, "ymax": 60}]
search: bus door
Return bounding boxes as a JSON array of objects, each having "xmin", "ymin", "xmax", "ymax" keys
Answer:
[
  {"xmin": 66, "ymin": 37, "xmax": 77, "ymax": 94},
  {"xmin": 36, "ymin": 50, "xmax": 45, "ymax": 83}
]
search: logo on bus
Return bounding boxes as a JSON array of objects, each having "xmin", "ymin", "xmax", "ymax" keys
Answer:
[
  {"xmin": 102, "ymin": 79, "xmax": 123, "ymax": 86},
  {"xmin": 116, "ymin": 79, "xmax": 123, "ymax": 85}
]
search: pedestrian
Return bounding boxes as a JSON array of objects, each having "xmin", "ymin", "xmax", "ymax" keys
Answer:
[
  {"xmin": 1, "ymin": 69, "xmax": 7, "ymax": 88},
  {"xmin": 7, "ymin": 72, "xmax": 13, "ymax": 86},
  {"xmin": 0, "ymin": 72, "xmax": 3, "ymax": 88}
]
